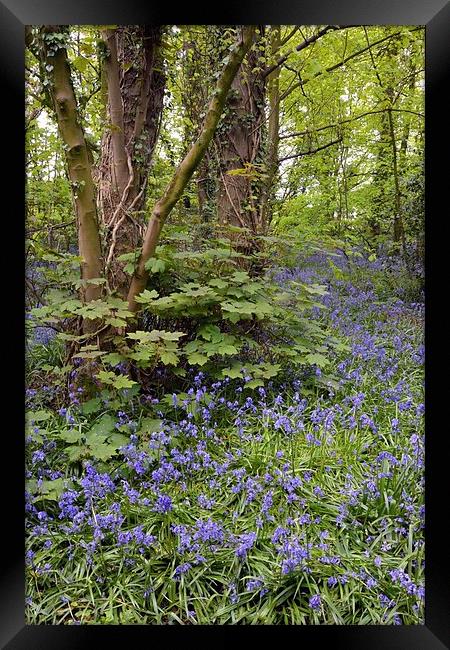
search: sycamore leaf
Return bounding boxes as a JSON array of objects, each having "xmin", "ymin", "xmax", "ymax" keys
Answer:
[
  {"xmin": 134, "ymin": 289, "xmax": 160, "ymax": 304},
  {"xmin": 159, "ymin": 351, "xmax": 179, "ymax": 366},
  {"xmin": 102, "ymin": 353, "xmax": 125, "ymax": 367},
  {"xmin": 187, "ymin": 352, "xmax": 209, "ymax": 366},
  {"xmin": 222, "ymin": 365, "xmax": 243, "ymax": 379},
  {"xmin": 245, "ymin": 379, "xmax": 265, "ymax": 389},
  {"xmin": 305, "ymin": 352, "xmax": 329, "ymax": 368},
  {"xmin": 112, "ymin": 375, "xmax": 138, "ymax": 390},
  {"xmin": 145, "ymin": 258, "xmax": 166, "ymax": 274}
]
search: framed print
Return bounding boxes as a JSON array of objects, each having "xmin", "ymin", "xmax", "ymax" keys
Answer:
[{"xmin": 1, "ymin": 0, "xmax": 449, "ymax": 647}]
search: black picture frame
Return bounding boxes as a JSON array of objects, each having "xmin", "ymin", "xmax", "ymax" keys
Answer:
[{"xmin": 2, "ymin": 0, "xmax": 448, "ymax": 647}]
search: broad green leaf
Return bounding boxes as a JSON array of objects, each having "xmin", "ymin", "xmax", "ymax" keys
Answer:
[
  {"xmin": 145, "ymin": 258, "xmax": 166, "ymax": 274},
  {"xmin": 102, "ymin": 353, "xmax": 125, "ymax": 367},
  {"xmin": 222, "ymin": 365, "xmax": 243, "ymax": 379},
  {"xmin": 245, "ymin": 379, "xmax": 264, "ymax": 389},
  {"xmin": 305, "ymin": 352, "xmax": 329, "ymax": 368},
  {"xmin": 216, "ymin": 344, "xmax": 238, "ymax": 355},
  {"xmin": 107, "ymin": 432, "xmax": 129, "ymax": 448},
  {"xmin": 27, "ymin": 409, "xmax": 52, "ymax": 423},
  {"xmin": 112, "ymin": 375, "xmax": 137, "ymax": 390},
  {"xmin": 89, "ymin": 414, "xmax": 116, "ymax": 437},
  {"xmin": 187, "ymin": 352, "xmax": 209, "ymax": 366},
  {"xmin": 60, "ymin": 429, "xmax": 82, "ymax": 443},
  {"xmin": 134, "ymin": 289, "xmax": 160, "ymax": 303},
  {"xmin": 198, "ymin": 324, "xmax": 222, "ymax": 341},
  {"xmin": 73, "ymin": 350, "xmax": 106, "ymax": 359},
  {"xmin": 160, "ymin": 351, "xmax": 179, "ymax": 366},
  {"xmin": 66, "ymin": 445, "xmax": 88, "ymax": 462},
  {"xmin": 88, "ymin": 442, "xmax": 118, "ymax": 461},
  {"xmin": 140, "ymin": 418, "xmax": 163, "ymax": 433}
]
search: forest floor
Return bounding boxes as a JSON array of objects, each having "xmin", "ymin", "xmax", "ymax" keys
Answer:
[{"xmin": 25, "ymin": 249, "xmax": 425, "ymax": 624}]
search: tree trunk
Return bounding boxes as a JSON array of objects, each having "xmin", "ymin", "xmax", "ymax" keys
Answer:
[
  {"xmin": 127, "ymin": 26, "xmax": 256, "ymax": 314},
  {"xmin": 40, "ymin": 26, "xmax": 103, "ymax": 325},
  {"xmin": 98, "ymin": 26, "xmax": 165, "ymax": 297},
  {"xmin": 260, "ymin": 25, "xmax": 281, "ymax": 233},
  {"xmin": 387, "ymin": 108, "xmax": 404, "ymax": 245},
  {"xmin": 179, "ymin": 29, "xmax": 217, "ymax": 229},
  {"xmin": 215, "ymin": 26, "xmax": 265, "ymax": 255}
]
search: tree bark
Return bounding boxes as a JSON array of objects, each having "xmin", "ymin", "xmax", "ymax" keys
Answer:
[
  {"xmin": 40, "ymin": 26, "xmax": 103, "ymax": 320},
  {"xmin": 215, "ymin": 26, "xmax": 265, "ymax": 254},
  {"xmin": 127, "ymin": 26, "xmax": 256, "ymax": 314},
  {"xmin": 98, "ymin": 26, "xmax": 165, "ymax": 297},
  {"xmin": 180, "ymin": 29, "xmax": 217, "ymax": 227},
  {"xmin": 260, "ymin": 26, "xmax": 281, "ymax": 233}
]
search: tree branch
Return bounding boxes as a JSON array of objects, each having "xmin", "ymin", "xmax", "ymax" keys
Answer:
[
  {"xmin": 279, "ymin": 108, "xmax": 424, "ymax": 140},
  {"xmin": 280, "ymin": 27, "xmax": 423, "ymax": 101},
  {"xmin": 278, "ymin": 137, "xmax": 342, "ymax": 163},
  {"xmin": 263, "ymin": 25, "xmax": 345, "ymax": 78}
]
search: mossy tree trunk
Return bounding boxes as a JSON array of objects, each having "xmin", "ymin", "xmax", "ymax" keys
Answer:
[{"xmin": 39, "ymin": 26, "xmax": 103, "ymax": 328}]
